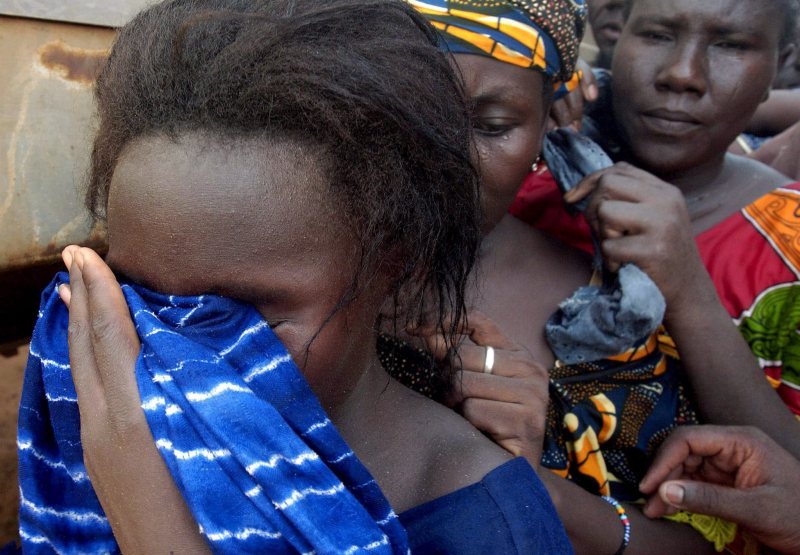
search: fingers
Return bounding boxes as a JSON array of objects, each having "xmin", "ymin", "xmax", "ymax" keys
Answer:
[
  {"xmin": 58, "ymin": 245, "xmax": 81, "ymax": 308},
  {"xmin": 77, "ymin": 249, "xmax": 142, "ymax": 417},
  {"xmin": 461, "ymin": 311, "xmax": 517, "ymax": 349},
  {"xmin": 562, "ymin": 169, "xmax": 604, "ymax": 204},
  {"xmin": 642, "ymin": 461, "xmax": 687, "ymax": 518},
  {"xmin": 66, "ymin": 250, "xmax": 104, "ymax": 410},
  {"xmin": 461, "ymin": 397, "xmax": 541, "ymax": 451},
  {"xmin": 550, "ymin": 98, "xmax": 574, "ymax": 129},
  {"xmin": 599, "ymin": 235, "xmax": 652, "ymax": 271},
  {"xmin": 408, "ymin": 311, "xmax": 518, "ymax": 352},
  {"xmin": 450, "ymin": 367, "xmax": 547, "ymax": 404},
  {"xmin": 654, "ymin": 479, "xmax": 760, "ymax": 529},
  {"xmin": 593, "ymin": 201, "xmax": 649, "ymax": 238},
  {"xmin": 563, "ymin": 91, "xmax": 584, "ymax": 130},
  {"xmin": 640, "ymin": 426, "xmax": 726, "ymax": 494},
  {"xmin": 62, "ymin": 244, "xmax": 79, "ymax": 270},
  {"xmin": 58, "ymin": 284, "xmax": 72, "ymax": 308},
  {"xmin": 455, "ymin": 343, "xmax": 547, "ymax": 379},
  {"xmin": 579, "ymin": 62, "xmax": 599, "ymax": 103},
  {"xmin": 563, "ymin": 163, "xmax": 661, "ymax": 205},
  {"xmin": 64, "ymin": 247, "xmax": 143, "ymax": 429}
]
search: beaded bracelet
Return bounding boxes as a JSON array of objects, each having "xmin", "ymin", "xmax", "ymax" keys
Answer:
[{"xmin": 601, "ymin": 495, "xmax": 631, "ymax": 555}]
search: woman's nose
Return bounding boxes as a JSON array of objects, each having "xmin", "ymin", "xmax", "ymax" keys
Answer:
[{"xmin": 655, "ymin": 40, "xmax": 708, "ymax": 96}]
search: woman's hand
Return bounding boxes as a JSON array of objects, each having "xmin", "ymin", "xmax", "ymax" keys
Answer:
[
  {"xmin": 59, "ymin": 245, "xmax": 208, "ymax": 554},
  {"xmin": 640, "ymin": 425, "xmax": 800, "ymax": 555},
  {"xmin": 564, "ymin": 163, "xmax": 710, "ymax": 316},
  {"xmin": 410, "ymin": 312, "xmax": 549, "ymax": 467},
  {"xmin": 547, "ymin": 59, "xmax": 598, "ymax": 131}
]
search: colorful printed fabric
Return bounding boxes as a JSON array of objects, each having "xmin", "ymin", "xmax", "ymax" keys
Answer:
[
  {"xmin": 18, "ymin": 273, "xmax": 409, "ymax": 554},
  {"xmin": 542, "ymin": 331, "xmax": 698, "ymax": 501},
  {"xmin": 512, "ymin": 178, "xmax": 800, "ymax": 416},
  {"xmin": 408, "ymin": 0, "xmax": 586, "ymax": 83},
  {"xmin": 698, "ymin": 184, "xmax": 800, "ymax": 415},
  {"xmin": 378, "ymin": 329, "xmax": 696, "ymax": 502}
]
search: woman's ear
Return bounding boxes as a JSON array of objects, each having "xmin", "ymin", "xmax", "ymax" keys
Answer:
[
  {"xmin": 779, "ymin": 43, "xmax": 797, "ymax": 71},
  {"xmin": 776, "ymin": 43, "xmax": 798, "ymax": 82}
]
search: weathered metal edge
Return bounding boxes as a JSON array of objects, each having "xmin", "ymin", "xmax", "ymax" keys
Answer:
[{"xmin": 0, "ymin": 1, "xmax": 154, "ymax": 28}]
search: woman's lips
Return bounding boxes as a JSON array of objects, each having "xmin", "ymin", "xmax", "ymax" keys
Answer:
[
  {"xmin": 639, "ymin": 109, "xmax": 702, "ymax": 136},
  {"xmin": 598, "ymin": 24, "xmax": 621, "ymax": 43}
]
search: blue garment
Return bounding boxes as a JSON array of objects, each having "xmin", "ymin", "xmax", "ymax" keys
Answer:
[
  {"xmin": 18, "ymin": 273, "xmax": 409, "ymax": 554},
  {"xmin": 399, "ymin": 458, "xmax": 573, "ymax": 554}
]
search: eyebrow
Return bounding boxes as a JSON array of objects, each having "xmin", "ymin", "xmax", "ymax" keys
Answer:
[
  {"xmin": 632, "ymin": 15, "xmax": 682, "ymax": 29},
  {"xmin": 633, "ymin": 14, "xmax": 764, "ymax": 38},
  {"xmin": 471, "ymin": 88, "xmax": 531, "ymax": 108}
]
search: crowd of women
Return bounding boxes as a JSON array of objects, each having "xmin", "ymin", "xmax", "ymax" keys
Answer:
[{"xmin": 12, "ymin": 0, "xmax": 800, "ymax": 553}]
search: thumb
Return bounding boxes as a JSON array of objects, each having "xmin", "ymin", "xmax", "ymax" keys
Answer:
[{"xmin": 659, "ymin": 480, "xmax": 756, "ymax": 527}]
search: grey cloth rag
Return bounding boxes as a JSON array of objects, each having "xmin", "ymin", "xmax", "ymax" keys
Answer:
[
  {"xmin": 546, "ymin": 264, "xmax": 666, "ymax": 364},
  {"xmin": 542, "ymin": 128, "xmax": 666, "ymax": 364}
]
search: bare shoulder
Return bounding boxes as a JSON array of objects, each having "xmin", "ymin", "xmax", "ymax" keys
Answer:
[
  {"xmin": 489, "ymin": 215, "xmax": 591, "ymax": 272},
  {"xmin": 725, "ymin": 153, "xmax": 793, "ymax": 191},
  {"xmin": 473, "ymin": 215, "xmax": 591, "ymax": 365},
  {"xmin": 376, "ymin": 380, "xmax": 513, "ymax": 513},
  {"xmin": 477, "ymin": 214, "xmax": 591, "ymax": 314}
]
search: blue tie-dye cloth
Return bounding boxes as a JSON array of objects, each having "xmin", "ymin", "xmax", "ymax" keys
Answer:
[{"xmin": 18, "ymin": 273, "xmax": 409, "ymax": 554}]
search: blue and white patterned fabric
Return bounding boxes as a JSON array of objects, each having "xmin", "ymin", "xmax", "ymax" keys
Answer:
[{"xmin": 18, "ymin": 272, "xmax": 409, "ymax": 554}]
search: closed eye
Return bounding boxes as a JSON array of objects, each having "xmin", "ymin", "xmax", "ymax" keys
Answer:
[
  {"xmin": 714, "ymin": 40, "xmax": 750, "ymax": 51},
  {"xmin": 640, "ymin": 31, "xmax": 672, "ymax": 42}
]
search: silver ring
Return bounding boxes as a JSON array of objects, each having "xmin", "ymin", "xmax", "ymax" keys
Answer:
[{"xmin": 483, "ymin": 346, "xmax": 495, "ymax": 374}]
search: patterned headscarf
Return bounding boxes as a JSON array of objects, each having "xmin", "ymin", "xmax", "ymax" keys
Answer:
[{"xmin": 409, "ymin": 0, "xmax": 587, "ymax": 84}]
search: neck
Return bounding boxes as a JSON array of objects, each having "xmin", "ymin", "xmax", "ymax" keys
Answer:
[
  {"xmin": 639, "ymin": 152, "xmax": 731, "ymax": 224},
  {"xmin": 326, "ymin": 353, "xmax": 391, "ymax": 441},
  {"xmin": 660, "ymin": 153, "xmax": 727, "ymax": 198},
  {"xmin": 479, "ymin": 214, "xmax": 516, "ymax": 257}
]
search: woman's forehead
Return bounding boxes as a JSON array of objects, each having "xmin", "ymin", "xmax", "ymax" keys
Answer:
[
  {"xmin": 454, "ymin": 55, "xmax": 544, "ymax": 105},
  {"xmin": 108, "ymin": 133, "xmax": 328, "ymax": 233},
  {"xmin": 105, "ymin": 133, "xmax": 348, "ymax": 293},
  {"xmin": 629, "ymin": 0, "xmax": 780, "ymax": 34}
]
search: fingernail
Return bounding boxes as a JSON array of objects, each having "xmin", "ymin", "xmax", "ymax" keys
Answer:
[
  {"xmin": 62, "ymin": 248, "xmax": 73, "ymax": 269},
  {"xmin": 588, "ymin": 84, "xmax": 598, "ymax": 100},
  {"xmin": 563, "ymin": 189, "xmax": 578, "ymax": 202},
  {"xmin": 664, "ymin": 483, "xmax": 685, "ymax": 505},
  {"xmin": 58, "ymin": 284, "xmax": 71, "ymax": 306}
]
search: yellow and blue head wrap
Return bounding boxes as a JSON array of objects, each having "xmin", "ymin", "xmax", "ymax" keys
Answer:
[{"xmin": 409, "ymin": 0, "xmax": 587, "ymax": 92}]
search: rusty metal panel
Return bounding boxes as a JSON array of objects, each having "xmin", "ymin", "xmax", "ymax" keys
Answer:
[
  {"xmin": 0, "ymin": 0, "xmax": 154, "ymax": 28},
  {"xmin": 0, "ymin": 15, "xmax": 112, "ymax": 271}
]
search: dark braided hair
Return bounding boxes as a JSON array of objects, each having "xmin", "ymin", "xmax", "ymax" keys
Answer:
[
  {"xmin": 623, "ymin": 0, "xmax": 799, "ymax": 49},
  {"xmin": 88, "ymin": 0, "xmax": 481, "ymax": 361}
]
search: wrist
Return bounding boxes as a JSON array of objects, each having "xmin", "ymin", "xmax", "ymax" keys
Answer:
[{"xmin": 663, "ymin": 267, "xmax": 722, "ymax": 324}]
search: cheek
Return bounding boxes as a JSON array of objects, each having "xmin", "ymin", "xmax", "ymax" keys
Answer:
[
  {"xmin": 612, "ymin": 47, "xmax": 655, "ymax": 107},
  {"xmin": 710, "ymin": 64, "xmax": 771, "ymax": 113},
  {"xmin": 273, "ymin": 307, "xmax": 376, "ymax": 408},
  {"xmin": 704, "ymin": 61, "xmax": 773, "ymax": 138},
  {"xmin": 477, "ymin": 132, "xmax": 540, "ymax": 199}
]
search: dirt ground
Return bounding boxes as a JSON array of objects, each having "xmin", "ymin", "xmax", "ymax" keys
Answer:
[{"xmin": 0, "ymin": 345, "xmax": 25, "ymax": 545}]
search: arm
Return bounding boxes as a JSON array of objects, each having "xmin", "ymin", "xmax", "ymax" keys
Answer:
[
  {"xmin": 640, "ymin": 425, "xmax": 800, "ymax": 555},
  {"xmin": 414, "ymin": 312, "xmax": 714, "ymax": 554},
  {"xmin": 540, "ymin": 471, "xmax": 714, "ymax": 555},
  {"xmin": 566, "ymin": 164, "xmax": 800, "ymax": 460},
  {"xmin": 660, "ymin": 272, "xmax": 800, "ymax": 459},
  {"xmin": 746, "ymin": 89, "xmax": 800, "ymax": 137},
  {"xmin": 61, "ymin": 246, "xmax": 210, "ymax": 554}
]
